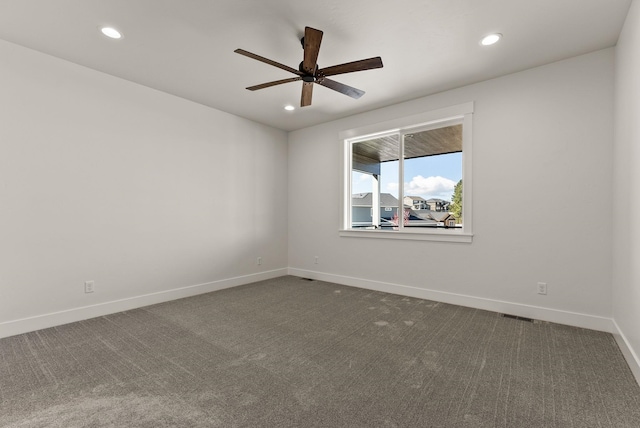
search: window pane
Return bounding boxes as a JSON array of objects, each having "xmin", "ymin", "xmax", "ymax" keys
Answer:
[
  {"xmin": 351, "ymin": 135, "xmax": 399, "ymax": 229},
  {"xmin": 402, "ymin": 125, "xmax": 463, "ymax": 229}
]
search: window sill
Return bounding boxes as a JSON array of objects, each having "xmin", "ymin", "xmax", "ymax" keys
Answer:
[{"xmin": 339, "ymin": 229, "xmax": 473, "ymax": 243}]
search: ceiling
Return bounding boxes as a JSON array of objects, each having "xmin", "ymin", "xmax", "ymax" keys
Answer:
[{"xmin": 0, "ymin": 0, "xmax": 631, "ymax": 132}]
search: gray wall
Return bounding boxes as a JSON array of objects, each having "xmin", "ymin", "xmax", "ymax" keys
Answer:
[
  {"xmin": 289, "ymin": 48, "xmax": 614, "ymax": 332},
  {"xmin": 0, "ymin": 40, "xmax": 289, "ymax": 336}
]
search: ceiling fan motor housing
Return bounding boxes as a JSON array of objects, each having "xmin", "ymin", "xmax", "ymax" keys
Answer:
[{"xmin": 299, "ymin": 61, "xmax": 319, "ymax": 80}]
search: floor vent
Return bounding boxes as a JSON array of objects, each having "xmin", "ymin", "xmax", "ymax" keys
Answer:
[{"xmin": 501, "ymin": 313, "xmax": 534, "ymax": 323}]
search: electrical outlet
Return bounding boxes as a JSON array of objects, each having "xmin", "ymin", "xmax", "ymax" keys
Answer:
[
  {"xmin": 257, "ymin": 257, "xmax": 262, "ymax": 266},
  {"xmin": 314, "ymin": 256, "xmax": 319, "ymax": 264},
  {"xmin": 537, "ymin": 282, "xmax": 547, "ymax": 295},
  {"xmin": 84, "ymin": 280, "xmax": 95, "ymax": 294}
]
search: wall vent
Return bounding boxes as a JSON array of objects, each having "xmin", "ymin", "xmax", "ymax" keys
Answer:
[{"xmin": 500, "ymin": 313, "xmax": 534, "ymax": 323}]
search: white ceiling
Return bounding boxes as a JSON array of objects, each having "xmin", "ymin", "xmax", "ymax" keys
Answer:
[{"xmin": 0, "ymin": 0, "xmax": 631, "ymax": 131}]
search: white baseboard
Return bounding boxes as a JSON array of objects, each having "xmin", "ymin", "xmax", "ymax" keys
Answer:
[
  {"xmin": 0, "ymin": 268, "xmax": 288, "ymax": 339},
  {"xmin": 612, "ymin": 320, "xmax": 640, "ymax": 386},
  {"xmin": 288, "ymin": 268, "xmax": 617, "ymax": 333}
]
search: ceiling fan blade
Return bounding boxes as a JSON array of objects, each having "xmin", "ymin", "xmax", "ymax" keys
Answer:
[
  {"xmin": 234, "ymin": 48, "xmax": 302, "ymax": 76},
  {"xmin": 246, "ymin": 77, "xmax": 302, "ymax": 91},
  {"xmin": 302, "ymin": 27, "xmax": 323, "ymax": 74},
  {"xmin": 301, "ymin": 81, "xmax": 313, "ymax": 107},
  {"xmin": 317, "ymin": 78, "xmax": 365, "ymax": 99},
  {"xmin": 318, "ymin": 56, "xmax": 383, "ymax": 77}
]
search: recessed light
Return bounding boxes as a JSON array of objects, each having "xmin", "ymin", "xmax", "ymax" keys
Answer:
[
  {"xmin": 481, "ymin": 33, "xmax": 502, "ymax": 46},
  {"xmin": 284, "ymin": 105, "xmax": 295, "ymax": 111},
  {"xmin": 100, "ymin": 27, "xmax": 122, "ymax": 39}
]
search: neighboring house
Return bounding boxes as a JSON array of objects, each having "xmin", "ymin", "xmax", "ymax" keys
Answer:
[
  {"xmin": 352, "ymin": 193, "xmax": 399, "ymax": 226},
  {"xmin": 403, "ymin": 196, "xmax": 428, "ymax": 210},
  {"xmin": 426, "ymin": 198, "xmax": 450, "ymax": 211},
  {"xmin": 353, "ymin": 193, "xmax": 458, "ymax": 228},
  {"xmin": 410, "ymin": 209, "xmax": 458, "ymax": 227},
  {"xmin": 437, "ymin": 213, "xmax": 457, "ymax": 227}
]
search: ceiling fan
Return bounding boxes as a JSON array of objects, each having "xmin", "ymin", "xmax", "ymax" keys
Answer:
[{"xmin": 235, "ymin": 26, "xmax": 383, "ymax": 107}]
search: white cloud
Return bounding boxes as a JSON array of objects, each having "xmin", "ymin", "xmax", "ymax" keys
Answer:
[
  {"xmin": 404, "ymin": 175, "xmax": 456, "ymax": 198},
  {"xmin": 352, "ymin": 172, "xmax": 374, "ymax": 194}
]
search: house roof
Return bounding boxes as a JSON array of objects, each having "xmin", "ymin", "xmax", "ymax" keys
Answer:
[
  {"xmin": 352, "ymin": 193, "xmax": 399, "ymax": 207},
  {"xmin": 406, "ymin": 210, "xmax": 438, "ymax": 224},
  {"xmin": 412, "ymin": 210, "xmax": 454, "ymax": 222}
]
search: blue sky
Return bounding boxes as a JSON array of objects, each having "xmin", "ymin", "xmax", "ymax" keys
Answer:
[{"xmin": 352, "ymin": 152, "xmax": 462, "ymax": 201}]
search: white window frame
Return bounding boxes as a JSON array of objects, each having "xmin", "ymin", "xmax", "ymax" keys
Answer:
[{"xmin": 339, "ymin": 102, "xmax": 473, "ymax": 243}]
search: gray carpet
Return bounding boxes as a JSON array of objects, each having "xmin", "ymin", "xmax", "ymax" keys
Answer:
[{"xmin": 1, "ymin": 276, "xmax": 639, "ymax": 427}]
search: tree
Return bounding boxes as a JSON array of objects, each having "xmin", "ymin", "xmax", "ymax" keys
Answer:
[{"xmin": 450, "ymin": 179, "xmax": 462, "ymax": 221}]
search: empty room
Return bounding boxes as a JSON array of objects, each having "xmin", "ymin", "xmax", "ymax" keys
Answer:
[{"xmin": 1, "ymin": 0, "xmax": 640, "ymax": 426}]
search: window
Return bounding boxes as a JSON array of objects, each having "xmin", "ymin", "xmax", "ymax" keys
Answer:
[{"xmin": 340, "ymin": 102, "xmax": 473, "ymax": 242}]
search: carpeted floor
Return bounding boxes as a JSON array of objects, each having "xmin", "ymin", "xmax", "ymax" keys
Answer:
[{"xmin": 1, "ymin": 276, "xmax": 639, "ymax": 427}]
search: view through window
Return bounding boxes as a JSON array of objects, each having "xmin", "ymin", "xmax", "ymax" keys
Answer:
[{"xmin": 348, "ymin": 120, "xmax": 465, "ymax": 233}]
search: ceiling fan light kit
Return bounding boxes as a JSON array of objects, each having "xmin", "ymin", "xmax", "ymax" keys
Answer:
[{"xmin": 235, "ymin": 26, "xmax": 383, "ymax": 107}]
